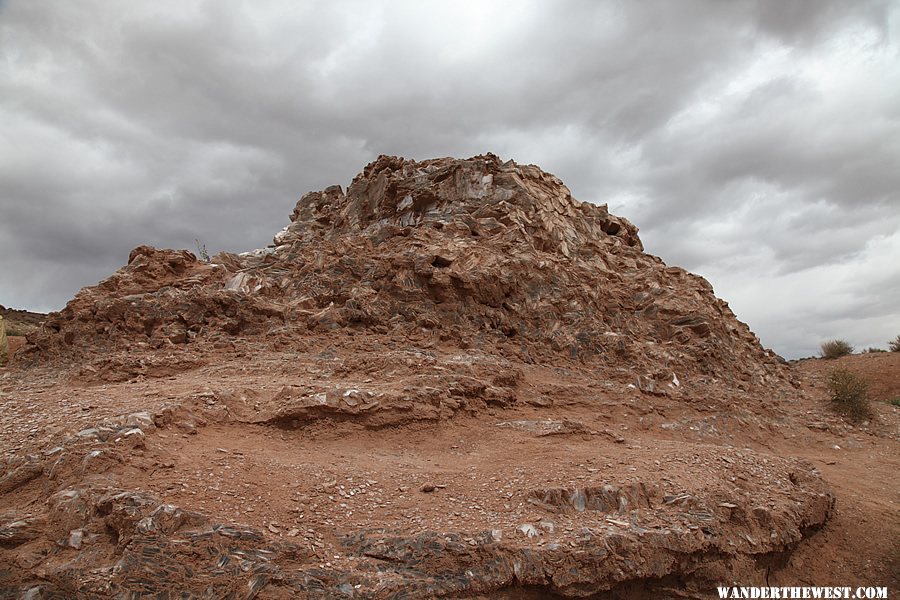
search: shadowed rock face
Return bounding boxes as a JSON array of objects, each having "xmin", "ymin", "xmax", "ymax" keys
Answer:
[{"xmin": 25, "ymin": 154, "xmax": 787, "ymax": 393}]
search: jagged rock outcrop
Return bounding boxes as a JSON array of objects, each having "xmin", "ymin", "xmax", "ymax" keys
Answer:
[{"xmin": 24, "ymin": 154, "xmax": 785, "ymax": 393}]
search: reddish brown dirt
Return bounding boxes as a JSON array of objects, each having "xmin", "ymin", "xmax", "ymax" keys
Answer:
[
  {"xmin": 6, "ymin": 337, "xmax": 26, "ymax": 365},
  {"xmin": 797, "ymin": 352, "xmax": 900, "ymax": 403},
  {"xmin": 769, "ymin": 353, "xmax": 900, "ymax": 588},
  {"xmin": 1, "ymin": 346, "xmax": 897, "ymax": 597}
]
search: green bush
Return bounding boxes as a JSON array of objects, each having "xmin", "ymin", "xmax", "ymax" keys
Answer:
[
  {"xmin": 820, "ymin": 339, "xmax": 853, "ymax": 359},
  {"xmin": 889, "ymin": 335, "xmax": 900, "ymax": 353},
  {"xmin": 827, "ymin": 368, "xmax": 870, "ymax": 421}
]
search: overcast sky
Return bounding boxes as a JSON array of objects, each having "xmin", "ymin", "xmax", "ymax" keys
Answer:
[{"xmin": 1, "ymin": 0, "xmax": 898, "ymax": 358}]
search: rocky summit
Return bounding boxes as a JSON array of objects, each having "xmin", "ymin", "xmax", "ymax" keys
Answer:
[
  {"xmin": 2, "ymin": 155, "xmax": 897, "ymax": 598},
  {"xmin": 28, "ymin": 154, "xmax": 784, "ymax": 395}
]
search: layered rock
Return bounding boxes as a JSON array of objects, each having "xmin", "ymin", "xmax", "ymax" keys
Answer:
[{"xmin": 0, "ymin": 400, "xmax": 834, "ymax": 598}]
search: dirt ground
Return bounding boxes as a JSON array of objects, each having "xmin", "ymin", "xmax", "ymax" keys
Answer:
[
  {"xmin": 1, "ymin": 340, "xmax": 897, "ymax": 597},
  {"xmin": 772, "ymin": 353, "xmax": 899, "ymax": 587},
  {"xmin": 5, "ymin": 336, "xmax": 26, "ymax": 363}
]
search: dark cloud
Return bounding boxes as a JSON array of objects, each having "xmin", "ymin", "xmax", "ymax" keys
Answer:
[{"xmin": 1, "ymin": 0, "xmax": 897, "ymax": 357}]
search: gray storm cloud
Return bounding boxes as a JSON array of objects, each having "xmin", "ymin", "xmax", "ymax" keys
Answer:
[{"xmin": 1, "ymin": 0, "xmax": 897, "ymax": 358}]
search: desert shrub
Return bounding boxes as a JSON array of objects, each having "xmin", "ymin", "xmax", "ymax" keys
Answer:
[
  {"xmin": 889, "ymin": 335, "xmax": 900, "ymax": 353},
  {"xmin": 864, "ymin": 347, "xmax": 886, "ymax": 353},
  {"xmin": 826, "ymin": 368, "xmax": 870, "ymax": 421},
  {"xmin": 820, "ymin": 339, "xmax": 853, "ymax": 359},
  {"xmin": 891, "ymin": 398, "xmax": 900, "ymax": 408},
  {"xmin": 195, "ymin": 239, "xmax": 210, "ymax": 263}
]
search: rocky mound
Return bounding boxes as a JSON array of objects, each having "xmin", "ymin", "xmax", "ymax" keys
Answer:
[
  {"xmin": 1, "ymin": 154, "xmax": 847, "ymax": 599},
  {"xmin": 25, "ymin": 154, "xmax": 785, "ymax": 394}
]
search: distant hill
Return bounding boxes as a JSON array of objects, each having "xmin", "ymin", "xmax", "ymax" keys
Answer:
[{"xmin": 0, "ymin": 305, "xmax": 47, "ymax": 337}]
